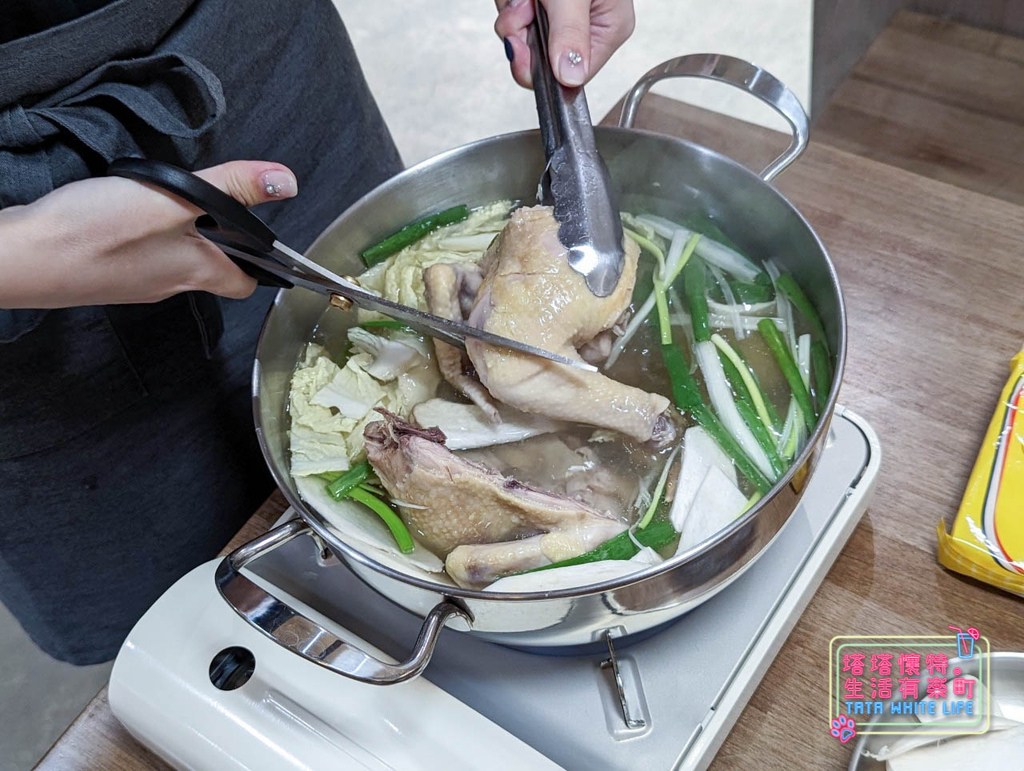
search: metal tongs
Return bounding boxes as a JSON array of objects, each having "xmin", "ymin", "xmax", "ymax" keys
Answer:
[
  {"xmin": 107, "ymin": 157, "xmax": 593, "ymax": 371},
  {"xmin": 528, "ymin": 2, "xmax": 625, "ymax": 297}
]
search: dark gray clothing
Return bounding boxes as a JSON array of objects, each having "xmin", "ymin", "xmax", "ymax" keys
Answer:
[
  {"xmin": 0, "ymin": 0, "xmax": 402, "ymax": 664},
  {"xmin": 0, "ymin": 0, "xmax": 117, "ymax": 44}
]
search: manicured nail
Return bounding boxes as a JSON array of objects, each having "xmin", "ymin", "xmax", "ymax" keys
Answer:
[
  {"xmin": 260, "ymin": 169, "xmax": 297, "ymax": 198},
  {"xmin": 558, "ymin": 50, "xmax": 586, "ymax": 87},
  {"xmin": 503, "ymin": 37, "xmax": 514, "ymax": 62}
]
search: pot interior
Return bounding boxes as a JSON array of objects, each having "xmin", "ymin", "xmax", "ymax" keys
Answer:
[{"xmin": 253, "ymin": 127, "xmax": 844, "ymax": 597}]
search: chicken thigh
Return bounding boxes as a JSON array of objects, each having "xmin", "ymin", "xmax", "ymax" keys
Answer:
[
  {"xmin": 363, "ymin": 410, "xmax": 625, "ymax": 588},
  {"xmin": 466, "ymin": 206, "xmax": 674, "ymax": 445}
]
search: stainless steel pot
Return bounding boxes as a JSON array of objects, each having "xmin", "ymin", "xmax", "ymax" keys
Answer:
[{"xmin": 217, "ymin": 54, "xmax": 846, "ymax": 684}]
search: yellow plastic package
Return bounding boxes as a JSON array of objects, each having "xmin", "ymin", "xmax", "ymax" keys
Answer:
[{"xmin": 938, "ymin": 349, "xmax": 1024, "ymax": 596}]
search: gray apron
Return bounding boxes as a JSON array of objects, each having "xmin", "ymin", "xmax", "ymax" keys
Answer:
[{"xmin": 0, "ymin": 0, "xmax": 402, "ymax": 664}]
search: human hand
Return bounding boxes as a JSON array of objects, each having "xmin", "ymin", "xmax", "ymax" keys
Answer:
[
  {"xmin": 0, "ymin": 160, "xmax": 297, "ymax": 309},
  {"xmin": 495, "ymin": 0, "xmax": 635, "ymax": 88}
]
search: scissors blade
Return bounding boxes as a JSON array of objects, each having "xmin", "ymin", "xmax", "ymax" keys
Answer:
[{"xmin": 218, "ymin": 243, "xmax": 597, "ymax": 372}]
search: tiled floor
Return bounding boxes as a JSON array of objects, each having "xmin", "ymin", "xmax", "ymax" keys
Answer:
[
  {"xmin": 345, "ymin": 0, "xmax": 811, "ymax": 165},
  {"xmin": 0, "ymin": 604, "xmax": 111, "ymax": 770},
  {"xmin": 0, "ymin": 2, "xmax": 809, "ymax": 768}
]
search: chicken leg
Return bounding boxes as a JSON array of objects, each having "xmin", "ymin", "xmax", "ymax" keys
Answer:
[{"xmin": 466, "ymin": 205, "xmax": 674, "ymax": 445}]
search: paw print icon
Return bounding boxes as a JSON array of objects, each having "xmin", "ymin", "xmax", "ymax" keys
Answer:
[{"xmin": 830, "ymin": 715, "xmax": 857, "ymax": 744}]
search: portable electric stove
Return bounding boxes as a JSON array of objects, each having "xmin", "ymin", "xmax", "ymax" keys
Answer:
[{"xmin": 109, "ymin": 407, "xmax": 880, "ymax": 770}]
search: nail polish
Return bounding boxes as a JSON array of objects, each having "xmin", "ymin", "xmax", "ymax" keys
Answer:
[
  {"xmin": 558, "ymin": 50, "xmax": 586, "ymax": 87},
  {"xmin": 260, "ymin": 169, "xmax": 297, "ymax": 198},
  {"xmin": 503, "ymin": 37, "xmax": 514, "ymax": 62}
]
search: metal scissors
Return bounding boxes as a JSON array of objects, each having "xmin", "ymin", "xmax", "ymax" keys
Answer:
[{"xmin": 106, "ymin": 158, "xmax": 595, "ymax": 372}]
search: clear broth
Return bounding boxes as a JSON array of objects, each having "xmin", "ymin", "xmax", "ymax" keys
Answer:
[{"xmin": 303, "ymin": 204, "xmax": 821, "ymax": 563}]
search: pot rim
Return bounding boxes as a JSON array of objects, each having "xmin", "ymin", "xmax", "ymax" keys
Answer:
[{"xmin": 252, "ymin": 124, "xmax": 847, "ymax": 602}]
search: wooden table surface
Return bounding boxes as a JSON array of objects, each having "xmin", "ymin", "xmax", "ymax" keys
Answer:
[
  {"xmin": 816, "ymin": 11, "xmax": 1024, "ymax": 208},
  {"xmin": 41, "ymin": 92, "xmax": 1024, "ymax": 771},
  {"xmin": 628, "ymin": 94, "xmax": 1024, "ymax": 769}
]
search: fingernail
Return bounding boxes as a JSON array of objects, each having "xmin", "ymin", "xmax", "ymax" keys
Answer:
[
  {"xmin": 260, "ymin": 169, "xmax": 297, "ymax": 198},
  {"xmin": 503, "ymin": 37, "xmax": 514, "ymax": 62},
  {"xmin": 508, "ymin": 0, "xmax": 529, "ymax": 6},
  {"xmin": 558, "ymin": 50, "xmax": 586, "ymax": 87}
]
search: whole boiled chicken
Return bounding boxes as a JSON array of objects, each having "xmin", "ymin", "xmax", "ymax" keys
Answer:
[{"xmin": 427, "ymin": 205, "xmax": 674, "ymax": 445}]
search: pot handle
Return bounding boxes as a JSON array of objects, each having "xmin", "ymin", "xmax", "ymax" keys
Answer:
[
  {"xmin": 214, "ymin": 518, "xmax": 470, "ymax": 685},
  {"xmin": 617, "ymin": 53, "xmax": 809, "ymax": 182}
]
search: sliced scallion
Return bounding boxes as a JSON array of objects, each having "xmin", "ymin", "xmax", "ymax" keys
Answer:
[
  {"xmin": 325, "ymin": 460, "xmax": 372, "ymax": 501},
  {"xmin": 347, "ymin": 487, "xmax": 415, "ymax": 554},
  {"xmin": 660, "ymin": 343, "xmax": 772, "ymax": 494},
  {"xmin": 758, "ymin": 319, "xmax": 816, "ymax": 432}
]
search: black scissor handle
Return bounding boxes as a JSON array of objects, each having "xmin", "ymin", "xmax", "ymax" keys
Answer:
[{"xmin": 107, "ymin": 157, "xmax": 291, "ymax": 288}]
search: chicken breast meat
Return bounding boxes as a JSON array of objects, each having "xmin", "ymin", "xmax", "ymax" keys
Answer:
[
  {"xmin": 363, "ymin": 409, "xmax": 625, "ymax": 588},
  {"xmin": 466, "ymin": 205, "xmax": 674, "ymax": 445}
]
